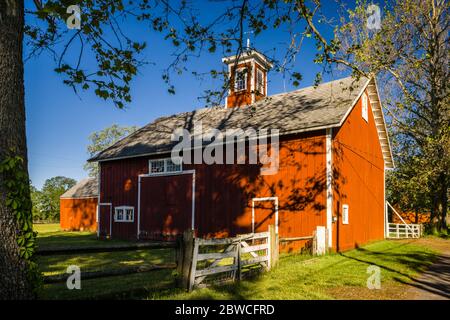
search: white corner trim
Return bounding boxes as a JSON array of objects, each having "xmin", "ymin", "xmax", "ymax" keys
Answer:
[{"xmin": 326, "ymin": 128, "xmax": 333, "ymax": 248}]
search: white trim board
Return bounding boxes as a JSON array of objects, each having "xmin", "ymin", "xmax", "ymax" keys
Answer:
[
  {"xmin": 326, "ymin": 128, "xmax": 333, "ymax": 248},
  {"xmin": 252, "ymin": 197, "xmax": 279, "ymax": 235}
]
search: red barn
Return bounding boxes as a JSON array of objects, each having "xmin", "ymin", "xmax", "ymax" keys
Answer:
[
  {"xmin": 60, "ymin": 178, "xmax": 98, "ymax": 232},
  {"xmin": 89, "ymin": 50, "xmax": 394, "ymax": 252}
]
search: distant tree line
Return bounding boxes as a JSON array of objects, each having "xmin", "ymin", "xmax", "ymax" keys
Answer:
[{"xmin": 30, "ymin": 176, "xmax": 76, "ymax": 222}]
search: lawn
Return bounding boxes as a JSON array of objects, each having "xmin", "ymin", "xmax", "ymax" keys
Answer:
[
  {"xmin": 35, "ymin": 223, "xmax": 442, "ymax": 300},
  {"xmin": 35, "ymin": 223, "xmax": 177, "ymax": 299},
  {"xmin": 34, "ymin": 223, "xmax": 130, "ymax": 250},
  {"xmin": 148, "ymin": 240, "xmax": 439, "ymax": 300}
]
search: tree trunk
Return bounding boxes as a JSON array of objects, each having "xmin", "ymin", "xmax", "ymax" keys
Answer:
[
  {"xmin": 0, "ymin": 0, "xmax": 34, "ymax": 299},
  {"xmin": 440, "ymin": 173, "xmax": 448, "ymax": 231}
]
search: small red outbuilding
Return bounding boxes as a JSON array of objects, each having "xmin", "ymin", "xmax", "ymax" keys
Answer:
[{"xmin": 60, "ymin": 178, "xmax": 98, "ymax": 232}]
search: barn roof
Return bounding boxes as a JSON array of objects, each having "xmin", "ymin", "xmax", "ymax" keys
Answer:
[
  {"xmin": 60, "ymin": 178, "xmax": 98, "ymax": 199},
  {"xmin": 88, "ymin": 76, "xmax": 394, "ymax": 168}
]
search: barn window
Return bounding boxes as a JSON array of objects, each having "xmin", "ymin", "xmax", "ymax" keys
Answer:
[
  {"xmin": 114, "ymin": 206, "xmax": 134, "ymax": 222},
  {"xmin": 150, "ymin": 159, "xmax": 165, "ymax": 173},
  {"xmin": 234, "ymin": 68, "xmax": 247, "ymax": 92},
  {"xmin": 149, "ymin": 157, "xmax": 182, "ymax": 175},
  {"xmin": 362, "ymin": 92, "xmax": 369, "ymax": 122},
  {"xmin": 342, "ymin": 204, "xmax": 349, "ymax": 225},
  {"xmin": 256, "ymin": 69, "xmax": 264, "ymax": 94}
]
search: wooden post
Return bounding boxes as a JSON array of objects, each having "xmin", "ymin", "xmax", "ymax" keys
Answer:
[
  {"xmin": 181, "ymin": 229, "xmax": 194, "ymax": 291},
  {"xmin": 175, "ymin": 234, "xmax": 184, "ymax": 286},
  {"xmin": 396, "ymin": 224, "xmax": 399, "ymax": 238},
  {"xmin": 269, "ymin": 225, "xmax": 279, "ymax": 269},
  {"xmin": 237, "ymin": 241, "xmax": 242, "ymax": 281},
  {"xmin": 188, "ymin": 238, "xmax": 199, "ymax": 292},
  {"xmin": 312, "ymin": 230, "xmax": 317, "ymax": 255}
]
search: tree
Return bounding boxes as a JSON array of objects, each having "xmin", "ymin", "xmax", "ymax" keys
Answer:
[
  {"xmin": 296, "ymin": 0, "xmax": 449, "ymax": 230},
  {"xmin": 39, "ymin": 176, "xmax": 76, "ymax": 221},
  {"xmin": 30, "ymin": 185, "xmax": 44, "ymax": 221},
  {"xmin": 0, "ymin": 0, "xmax": 36, "ymax": 299},
  {"xmin": 84, "ymin": 124, "xmax": 138, "ymax": 177},
  {"xmin": 1, "ymin": 0, "xmax": 447, "ymax": 298}
]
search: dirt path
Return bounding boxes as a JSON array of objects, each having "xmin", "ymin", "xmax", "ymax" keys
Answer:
[{"xmin": 405, "ymin": 238, "xmax": 450, "ymax": 300}]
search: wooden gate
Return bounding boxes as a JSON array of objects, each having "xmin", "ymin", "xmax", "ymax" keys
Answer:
[{"xmin": 179, "ymin": 225, "xmax": 279, "ymax": 291}]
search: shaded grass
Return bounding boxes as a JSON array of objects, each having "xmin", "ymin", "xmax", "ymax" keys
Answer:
[
  {"xmin": 35, "ymin": 223, "xmax": 177, "ymax": 299},
  {"xmin": 34, "ymin": 223, "xmax": 130, "ymax": 250},
  {"xmin": 148, "ymin": 240, "xmax": 438, "ymax": 300},
  {"xmin": 40, "ymin": 269, "xmax": 175, "ymax": 300},
  {"xmin": 37, "ymin": 248, "xmax": 175, "ymax": 276}
]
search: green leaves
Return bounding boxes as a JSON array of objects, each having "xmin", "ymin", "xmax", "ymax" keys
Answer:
[{"xmin": 0, "ymin": 153, "xmax": 36, "ymax": 261}]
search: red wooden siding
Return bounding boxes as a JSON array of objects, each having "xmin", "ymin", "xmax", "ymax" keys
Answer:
[
  {"xmin": 60, "ymin": 197, "xmax": 97, "ymax": 232},
  {"xmin": 332, "ymin": 89, "xmax": 385, "ymax": 251},
  {"xmin": 99, "ymin": 130, "xmax": 328, "ymax": 252},
  {"xmin": 99, "ymin": 157, "xmax": 148, "ymax": 239},
  {"xmin": 139, "ymin": 174, "xmax": 193, "ymax": 240}
]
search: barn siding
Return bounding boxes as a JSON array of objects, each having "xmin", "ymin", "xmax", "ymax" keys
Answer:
[
  {"xmin": 60, "ymin": 197, "xmax": 98, "ymax": 232},
  {"xmin": 99, "ymin": 131, "xmax": 328, "ymax": 252},
  {"xmin": 332, "ymin": 89, "xmax": 385, "ymax": 251}
]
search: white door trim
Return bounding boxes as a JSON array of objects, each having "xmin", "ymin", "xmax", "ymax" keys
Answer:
[{"xmin": 252, "ymin": 197, "xmax": 279, "ymax": 234}]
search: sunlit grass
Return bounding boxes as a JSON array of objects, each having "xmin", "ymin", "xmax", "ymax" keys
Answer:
[{"xmin": 148, "ymin": 240, "xmax": 438, "ymax": 300}]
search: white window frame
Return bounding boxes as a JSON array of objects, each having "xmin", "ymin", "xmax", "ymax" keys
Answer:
[
  {"xmin": 256, "ymin": 69, "xmax": 264, "ymax": 94},
  {"xmin": 114, "ymin": 206, "xmax": 134, "ymax": 223},
  {"xmin": 149, "ymin": 157, "xmax": 182, "ymax": 175},
  {"xmin": 362, "ymin": 92, "xmax": 369, "ymax": 122},
  {"xmin": 342, "ymin": 204, "xmax": 349, "ymax": 225},
  {"xmin": 234, "ymin": 68, "xmax": 247, "ymax": 92}
]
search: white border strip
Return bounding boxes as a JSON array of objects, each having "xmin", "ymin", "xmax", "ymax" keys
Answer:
[{"xmin": 326, "ymin": 128, "xmax": 333, "ymax": 248}]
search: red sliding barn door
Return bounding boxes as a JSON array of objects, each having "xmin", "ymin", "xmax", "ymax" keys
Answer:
[{"xmin": 139, "ymin": 174, "xmax": 193, "ymax": 240}]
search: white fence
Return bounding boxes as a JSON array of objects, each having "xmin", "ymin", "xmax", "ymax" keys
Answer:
[
  {"xmin": 178, "ymin": 225, "xmax": 278, "ymax": 291},
  {"xmin": 386, "ymin": 202, "xmax": 423, "ymax": 239},
  {"xmin": 387, "ymin": 223, "xmax": 422, "ymax": 239}
]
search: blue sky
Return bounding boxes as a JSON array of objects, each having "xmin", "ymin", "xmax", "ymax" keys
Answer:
[{"xmin": 25, "ymin": 1, "xmax": 352, "ymax": 189}]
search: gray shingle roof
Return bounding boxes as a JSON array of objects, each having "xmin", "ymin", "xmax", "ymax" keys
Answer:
[
  {"xmin": 89, "ymin": 76, "xmax": 369, "ymax": 162},
  {"xmin": 60, "ymin": 178, "xmax": 98, "ymax": 198}
]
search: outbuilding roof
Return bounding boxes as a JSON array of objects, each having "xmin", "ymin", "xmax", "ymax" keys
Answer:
[
  {"xmin": 60, "ymin": 178, "xmax": 98, "ymax": 199},
  {"xmin": 88, "ymin": 76, "xmax": 394, "ymax": 168}
]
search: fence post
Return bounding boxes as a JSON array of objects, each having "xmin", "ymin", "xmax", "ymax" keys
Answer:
[
  {"xmin": 181, "ymin": 229, "xmax": 195, "ymax": 291},
  {"xmin": 237, "ymin": 240, "xmax": 242, "ymax": 280},
  {"xmin": 312, "ymin": 230, "xmax": 317, "ymax": 255},
  {"xmin": 188, "ymin": 238, "xmax": 199, "ymax": 292},
  {"xmin": 269, "ymin": 225, "xmax": 279, "ymax": 269},
  {"xmin": 175, "ymin": 234, "xmax": 184, "ymax": 287}
]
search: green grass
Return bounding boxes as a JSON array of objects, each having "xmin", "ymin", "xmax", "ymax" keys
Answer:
[
  {"xmin": 148, "ymin": 240, "xmax": 438, "ymax": 300},
  {"xmin": 37, "ymin": 248, "xmax": 175, "ymax": 276},
  {"xmin": 40, "ymin": 269, "xmax": 175, "ymax": 300},
  {"xmin": 35, "ymin": 223, "xmax": 177, "ymax": 299},
  {"xmin": 34, "ymin": 223, "xmax": 130, "ymax": 250},
  {"xmin": 35, "ymin": 224, "xmax": 440, "ymax": 300}
]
